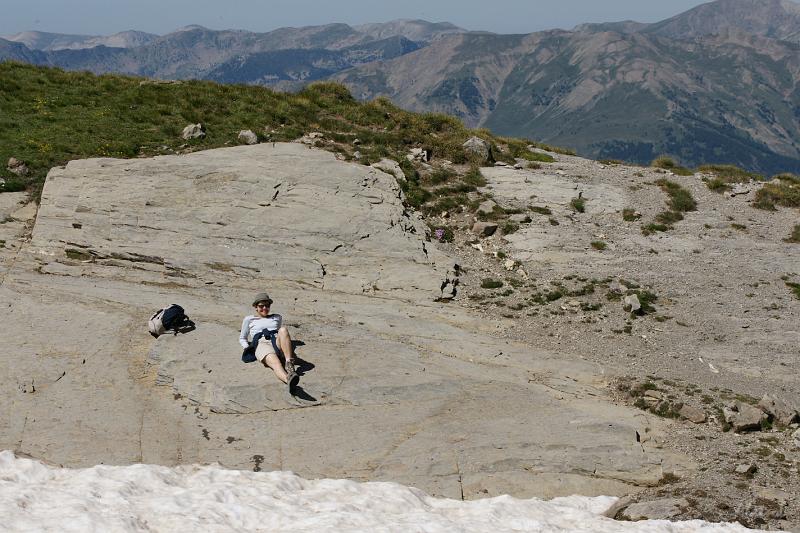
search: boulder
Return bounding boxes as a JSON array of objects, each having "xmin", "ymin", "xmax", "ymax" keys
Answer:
[
  {"xmin": 724, "ymin": 402, "xmax": 767, "ymax": 432},
  {"xmin": 623, "ymin": 294, "xmax": 641, "ymax": 313},
  {"xmin": 679, "ymin": 404, "xmax": 707, "ymax": 424},
  {"xmin": 7, "ymin": 157, "xmax": 29, "ymax": 176},
  {"xmin": 472, "ymin": 222, "xmax": 498, "ymax": 237},
  {"xmin": 619, "ymin": 498, "xmax": 690, "ymax": 521},
  {"xmin": 237, "ymin": 130, "xmax": 258, "ymax": 145},
  {"xmin": 371, "ymin": 159, "xmax": 406, "ymax": 182},
  {"xmin": 181, "ymin": 123, "xmax": 206, "ymax": 140},
  {"xmin": 477, "ymin": 200, "xmax": 497, "ymax": 215},
  {"xmin": 463, "ymin": 136, "xmax": 490, "ymax": 163},
  {"xmin": 757, "ymin": 394, "xmax": 799, "ymax": 426}
]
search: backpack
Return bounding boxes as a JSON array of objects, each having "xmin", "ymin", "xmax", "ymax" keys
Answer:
[{"xmin": 148, "ymin": 304, "xmax": 196, "ymax": 338}]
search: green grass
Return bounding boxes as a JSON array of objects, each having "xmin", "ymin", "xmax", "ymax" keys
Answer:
[
  {"xmin": 700, "ymin": 164, "xmax": 763, "ymax": 193},
  {"xmin": 481, "ymin": 278, "xmax": 504, "ymax": 289},
  {"xmin": 787, "ymin": 282, "xmax": 800, "ymax": 300},
  {"xmin": 622, "ymin": 208, "xmax": 640, "ymax": 221},
  {"xmin": 753, "ymin": 174, "xmax": 800, "ymax": 211},
  {"xmin": 656, "ymin": 179, "xmax": 697, "ymax": 212},
  {"xmin": 0, "ymin": 62, "xmax": 567, "ymax": 204},
  {"xmin": 530, "ymin": 206, "xmax": 552, "ymax": 216},
  {"xmin": 590, "ymin": 241, "xmax": 607, "ymax": 250},
  {"xmin": 786, "ymin": 225, "xmax": 800, "ymax": 243},
  {"xmin": 570, "ymin": 197, "xmax": 586, "ymax": 213},
  {"xmin": 651, "ymin": 156, "xmax": 693, "ymax": 176}
]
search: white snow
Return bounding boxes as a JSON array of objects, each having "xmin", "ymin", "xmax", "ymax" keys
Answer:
[{"xmin": 0, "ymin": 451, "xmax": 755, "ymax": 532}]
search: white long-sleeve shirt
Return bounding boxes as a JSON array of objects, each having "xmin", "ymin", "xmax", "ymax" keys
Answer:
[{"xmin": 239, "ymin": 314, "xmax": 282, "ymax": 348}]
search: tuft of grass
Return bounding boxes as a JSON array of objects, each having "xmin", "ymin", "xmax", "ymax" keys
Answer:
[
  {"xmin": 651, "ymin": 156, "xmax": 693, "ymax": 176},
  {"xmin": 481, "ymin": 278, "xmax": 504, "ymax": 289},
  {"xmin": 462, "ymin": 165, "xmax": 487, "ymax": 187},
  {"xmin": 700, "ymin": 164, "xmax": 762, "ymax": 193},
  {"xmin": 753, "ymin": 174, "xmax": 800, "ymax": 211},
  {"xmin": 787, "ymin": 282, "xmax": 800, "ymax": 300},
  {"xmin": 641, "ymin": 223, "xmax": 669, "ymax": 236},
  {"xmin": 656, "ymin": 179, "xmax": 697, "ymax": 212},
  {"xmin": 0, "ymin": 177, "xmax": 27, "ymax": 193},
  {"xmin": 786, "ymin": 224, "xmax": 800, "ymax": 243},
  {"xmin": 530, "ymin": 205, "xmax": 552, "ymax": 216},
  {"xmin": 622, "ymin": 208, "xmax": 640, "ymax": 222},
  {"xmin": 570, "ymin": 197, "xmax": 586, "ymax": 213},
  {"xmin": 590, "ymin": 241, "xmax": 607, "ymax": 251}
]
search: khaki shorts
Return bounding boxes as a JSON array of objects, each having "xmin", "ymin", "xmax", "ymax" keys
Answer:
[{"xmin": 255, "ymin": 337, "xmax": 277, "ymax": 362}]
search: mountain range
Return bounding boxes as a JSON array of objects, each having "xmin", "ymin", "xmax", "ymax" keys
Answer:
[{"xmin": 3, "ymin": 0, "xmax": 800, "ymax": 174}]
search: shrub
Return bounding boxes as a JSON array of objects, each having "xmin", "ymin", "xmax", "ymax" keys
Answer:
[
  {"xmin": 462, "ymin": 166, "xmax": 487, "ymax": 187},
  {"xmin": 656, "ymin": 179, "xmax": 697, "ymax": 212},
  {"xmin": 570, "ymin": 197, "xmax": 586, "ymax": 213},
  {"xmin": 0, "ymin": 178, "xmax": 26, "ymax": 193},
  {"xmin": 652, "ymin": 156, "xmax": 693, "ymax": 175},
  {"xmin": 699, "ymin": 164, "xmax": 762, "ymax": 184},
  {"xmin": 787, "ymin": 282, "xmax": 800, "ymax": 300},
  {"xmin": 502, "ymin": 221, "xmax": 519, "ymax": 235},
  {"xmin": 655, "ymin": 211, "xmax": 683, "ymax": 225},
  {"xmin": 786, "ymin": 224, "xmax": 800, "ymax": 243},
  {"xmin": 481, "ymin": 278, "xmax": 504, "ymax": 289},
  {"xmin": 753, "ymin": 175, "xmax": 800, "ymax": 210},
  {"xmin": 590, "ymin": 241, "xmax": 607, "ymax": 250},
  {"xmin": 641, "ymin": 223, "xmax": 669, "ymax": 235}
]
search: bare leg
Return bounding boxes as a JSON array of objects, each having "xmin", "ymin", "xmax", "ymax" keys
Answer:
[
  {"xmin": 277, "ymin": 327, "xmax": 295, "ymax": 363},
  {"xmin": 263, "ymin": 352, "xmax": 288, "ymax": 383}
]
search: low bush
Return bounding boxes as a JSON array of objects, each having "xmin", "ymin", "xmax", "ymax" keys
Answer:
[
  {"xmin": 622, "ymin": 208, "xmax": 640, "ymax": 221},
  {"xmin": 590, "ymin": 241, "xmax": 607, "ymax": 250},
  {"xmin": 481, "ymin": 278, "xmax": 504, "ymax": 289},
  {"xmin": 786, "ymin": 224, "xmax": 800, "ymax": 243},
  {"xmin": 530, "ymin": 205, "xmax": 552, "ymax": 216},
  {"xmin": 656, "ymin": 179, "xmax": 697, "ymax": 212},
  {"xmin": 570, "ymin": 197, "xmax": 586, "ymax": 213},
  {"xmin": 651, "ymin": 156, "xmax": 693, "ymax": 176},
  {"xmin": 753, "ymin": 174, "xmax": 800, "ymax": 210}
]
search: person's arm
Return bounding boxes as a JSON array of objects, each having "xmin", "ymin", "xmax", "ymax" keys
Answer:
[{"xmin": 239, "ymin": 316, "xmax": 251, "ymax": 348}]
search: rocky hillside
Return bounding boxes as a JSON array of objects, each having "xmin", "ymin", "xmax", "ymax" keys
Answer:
[
  {"xmin": 0, "ymin": 64, "xmax": 798, "ymax": 528},
  {"xmin": 4, "ymin": 2, "xmax": 800, "ymax": 175},
  {"xmin": 2, "ymin": 30, "xmax": 158, "ymax": 51}
]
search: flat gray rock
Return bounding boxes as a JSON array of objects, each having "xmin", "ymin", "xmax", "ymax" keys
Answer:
[{"xmin": 0, "ymin": 143, "xmax": 689, "ymax": 499}]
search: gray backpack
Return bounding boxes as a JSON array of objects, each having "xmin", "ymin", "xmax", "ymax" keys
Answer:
[{"xmin": 148, "ymin": 304, "xmax": 195, "ymax": 338}]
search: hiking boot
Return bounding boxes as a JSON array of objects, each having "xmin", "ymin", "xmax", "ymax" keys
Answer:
[{"xmin": 284, "ymin": 358, "xmax": 296, "ymax": 376}]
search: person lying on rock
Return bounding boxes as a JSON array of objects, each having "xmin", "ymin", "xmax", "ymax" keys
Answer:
[{"xmin": 239, "ymin": 293, "xmax": 299, "ymax": 388}]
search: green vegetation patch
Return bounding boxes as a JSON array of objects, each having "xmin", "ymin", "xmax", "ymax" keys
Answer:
[
  {"xmin": 700, "ymin": 164, "xmax": 762, "ymax": 193},
  {"xmin": 651, "ymin": 156, "xmax": 693, "ymax": 176},
  {"xmin": 656, "ymin": 178, "xmax": 697, "ymax": 212},
  {"xmin": 787, "ymin": 282, "xmax": 800, "ymax": 300},
  {"xmin": 481, "ymin": 278, "xmax": 504, "ymax": 289},
  {"xmin": 570, "ymin": 197, "xmax": 586, "ymax": 213},
  {"xmin": 622, "ymin": 208, "xmax": 640, "ymax": 222},
  {"xmin": 753, "ymin": 174, "xmax": 800, "ymax": 211},
  {"xmin": 786, "ymin": 224, "xmax": 800, "ymax": 243},
  {"xmin": 590, "ymin": 241, "xmax": 607, "ymax": 251}
]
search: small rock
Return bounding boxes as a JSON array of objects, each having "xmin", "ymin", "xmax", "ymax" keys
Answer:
[
  {"xmin": 755, "ymin": 487, "xmax": 790, "ymax": 507},
  {"xmin": 353, "ymin": 138, "xmax": 361, "ymax": 145},
  {"xmin": 181, "ymin": 123, "xmax": 206, "ymax": 140},
  {"xmin": 608, "ymin": 280, "xmax": 626, "ymax": 295},
  {"xmin": 644, "ymin": 390, "xmax": 665, "ymax": 400},
  {"xmin": 792, "ymin": 428, "xmax": 800, "ymax": 448},
  {"xmin": 472, "ymin": 222, "xmax": 498, "ymax": 237},
  {"xmin": 619, "ymin": 498, "xmax": 690, "ymax": 521},
  {"xmin": 237, "ymin": 130, "xmax": 258, "ymax": 145},
  {"xmin": 477, "ymin": 200, "xmax": 497, "ymax": 215},
  {"xmin": 494, "ymin": 161, "xmax": 508, "ymax": 167},
  {"xmin": 679, "ymin": 404, "xmax": 707, "ymax": 424},
  {"xmin": 509, "ymin": 214, "xmax": 531, "ymax": 224},
  {"xmin": 353, "ymin": 151, "xmax": 362, "ymax": 160},
  {"xmin": 623, "ymin": 294, "xmax": 641, "ymax": 313},
  {"xmin": 7, "ymin": 157, "xmax": 29, "ymax": 176},
  {"xmin": 503, "ymin": 259, "xmax": 516, "ymax": 271},
  {"xmin": 462, "ymin": 136, "xmax": 491, "ymax": 163},
  {"xmin": 734, "ymin": 463, "xmax": 757, "ymax": 475},
  {"xmin": 513, "ymin": 163, "xmax": 523, "ymax": 170}
]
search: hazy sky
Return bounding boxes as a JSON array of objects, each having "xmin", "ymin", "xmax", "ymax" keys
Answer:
[{"xmin": 1, "ymin": 0, "xmax": 713, "ymax": 36}]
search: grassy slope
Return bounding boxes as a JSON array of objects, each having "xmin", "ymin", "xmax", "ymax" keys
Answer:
[{"xmin": 0, "ymin": 61, "xmax": 512, "ymax": 197}]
